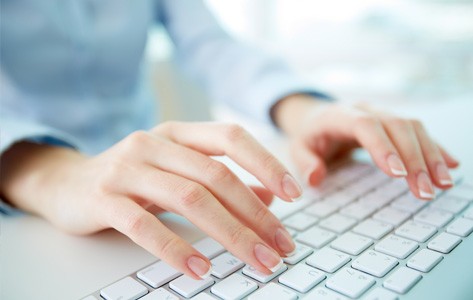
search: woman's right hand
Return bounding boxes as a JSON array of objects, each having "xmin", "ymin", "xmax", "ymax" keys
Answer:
[{"xmin": 0, "ymin": 122, "xmax": 301, "ymax": 279}]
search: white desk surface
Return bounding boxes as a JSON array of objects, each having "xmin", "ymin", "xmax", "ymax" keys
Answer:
[{"xmin": 1, "ymin": 99, "xmax": 473, "ymax": 299}]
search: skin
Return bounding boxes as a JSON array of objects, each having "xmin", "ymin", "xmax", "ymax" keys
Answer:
[{"xmin": 0, "ymin": 95, "xmax": 459, "ymax": 280}]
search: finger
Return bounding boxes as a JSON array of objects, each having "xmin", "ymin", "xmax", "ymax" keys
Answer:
[
  {"xmin": 153, "ymin": 122, "xmax": 302, "ymax": 201},
  {"xmin": 103, "ymin": 197, "xmax": 212, "ymax": 280},
  {"xmin": 382, "ymin": 118, "xmax": 435, "ymax": 199},
  {"xmin": 290, "ymin": 139, "xmax": 327, "ymax": 186},
  {"xmin": 437, "ymin": 144, "xmax": 460, "ymax": 168},
  {"xmin": 135, "ymin": 135, "xmax": 295, "ymax": 256},
  {"xmin": 250, "ymin": 186, "xmax": 274, "ymax": 207},
  {"xmin": 130, "ymin": 167, "xmax": 284, "ymax": 274},
  {"xmin": 413, "ymin": 122, "xmax": 454, "ymax": 189}
]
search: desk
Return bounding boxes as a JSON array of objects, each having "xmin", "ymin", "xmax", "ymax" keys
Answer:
[{"xmin": 1, "ymin": 99, "xmax": 472, "ymax": 299}]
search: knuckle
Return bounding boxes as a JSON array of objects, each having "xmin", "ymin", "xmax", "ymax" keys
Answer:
[
  {"xmin": 157, "ymin": 236, "xmax": 182, "ymax": 258},
  {"xmin": 386, "ymin": 117, "xmax": 410, "ymax": 130},
  {"xmin": 122, "ymin": 130, "xmax": 151, "ymax": 152},
  {"xmin": 205, "ymin": 160, "xmax": 233, "ymax": 183},
  {"xmin": 354, "ymin": 115, "xmax": 380, "ymax": 131},
  {"xmin": 228, "ymin": 224, "xmax": 250, "ymax": 246},
  {"xmin": 409, "ymin": 118, "xmax": 424, "ymax": 130},
  {"xmin": 177, "ymin": 183, "xmax": 208, "ymax": 209},
  {"xmin": 155, "ymin": 121, "xmax": 179, "ymax": 134},
  {"xmin": 253, "ymin": 205, "xmax": 271, "ymax": 224},
  {"xmin": 223, "ymin": 123, "xmax": 247, "ymax": 141},
  {"xmin": 124, "ymin": 211, "xmax": 148, "ymax": 237}
]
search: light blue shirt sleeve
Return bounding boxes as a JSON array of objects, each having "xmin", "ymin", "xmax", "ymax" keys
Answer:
[{"xmin": 158, "ymin": 0, "xmax": 331, "ymax": 125}]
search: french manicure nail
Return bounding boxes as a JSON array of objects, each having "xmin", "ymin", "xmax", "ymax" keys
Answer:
[
  {"xmin": 282, "ymin": 173, "xmax": 303, "ymax": 199},
  {"xmin": 417, "ymin": 172, "xmax": 435, "ymax": 199},
  {"xmin": 436, "ymin": 163, "xmax": 453, "ymax": 186},
  {"xmin": 387, "ymin": 154, "xmax": 407, "ymax": 177},
  {"xmin": 254, "ymin": 243, "xmax": 283, "ymax": 272},
  {"xmin": 275, "ymin": 228, "xmax": 296, "ymax": 256},
  {"xmin": 187, "ymin": 256, "xmax": 212, "ymax": 279}
]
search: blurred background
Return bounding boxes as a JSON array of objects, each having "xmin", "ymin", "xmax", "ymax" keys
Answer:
[{"xmin": 146, "ymin": 0, "xmax": 473, "ymax": 122}]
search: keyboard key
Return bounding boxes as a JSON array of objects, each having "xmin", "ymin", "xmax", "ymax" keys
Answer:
[
  {"xmin": 352, "ymin": 250, "xmax": 398, "ymax": 277},
  {"xmin": 100, "ymin": 276, "xmax": 148, "ymax": 300},
  {"xmin": 191, "ymin": 293, "xmax": 217, "ymax": 300},
  {"xmin": 358, "ymin": 189, "xmax": 396, "ymax": 209},
  {"xmin": 363, "ymin": 287, "xmax": 398, "ymax": 300},
  {"xmin": 304, "ymin": 201, "xmax": 338, "ymax": 218},
  {"xmin": 431, "ymin": 195, "xmax": 469, "ymax": 214},
  {"xmin": 141, "ymin": 288, "xmax": 179, "ymax": 300},
  {"xmin": 326, "ymin": 267, "xmax": 375, "ymax": 298},
  {"xmin": 306, "ymin": 247, "xmax": 351, "ymax": 273},
  {"xmin": 210, "ymin": 273, "xmax": 257, "ymax": 300},
  {"xmin": 331, "ymin": 232, "xmax": 373, "ymax": 256},
  {"xmin": 282, "ymin": 243, "xmax": 313, "ymax": 265},
  {"xmin": 296, "ymin": 226, "xmax": 336, "ymax": 249},
  {"xmin": 82, "ymin": 296, "xmax": 99, "ymax": 300},
  {"xmin": 464, "ymin": 205, "xmax": 473, "ymax": 219},
  {"xmin": 391, "ymin": 193, "xmax": 428, "ymax": 213},
  {"xmin": 378, "ymin": 179, "xmax": 409, "ymax": 199},
  {"xmin": 414, "ymin": 208, "xmax": 453, "ymax": 228},
  {"xmin": 446, "ymin": 217, "xmax": 473, "ymax": 237},
  {"xmin": 169, "ymin": 276, "xmax": 214, "ymax": 298},
  {"xmin": 137, "ymin": 261, "xmax": 181, "ymax": 288},
  {"xmin": 210, "ymin": 252, "xmax": 244, "ymax": 279},
  {"xmin": 375, "ymin": 234, "xmax": 418, "ymax": 259},
  {"xmin": 283, "ymin": 212, "xmax": 318, "ymax": 231},
  {"xmin": 193, "ymin": 237, "xmax": 226, "ymax": 259},
  {"xmin": 446, "ymin": 182, "xmax": 473, "ymax": 201},
  {"xmin": 324, "ymin": 191, "xmax": 357, "ymax": 208},
  {"xmin": 383, "ymin": 267, "xmax": 422, "ymax": 294},
  {"xmin": 428, "ymin": 232, "xmax": 462, "ymax": 253},
  {"xmin": 395, "ymin": 221, "xmax": 437, "ymax": 242},
  {"xmin": 352, "ymin": 219, "xmax": 393, "ymax": 240},
  {"xmin": 279, "ymin": 264, "xmax": 325, "ymax": 293},
  {"xmin": 339, "ymin": 201, "xmax": 377, "ymax": 220},
  {"xmin": 319, "ymin": 214, "xmax": 357, "ymax": 234},
  {"xmin": 305, "ymin": 287, "xmax": 349, "ymax": 300},
  {"xmin": 373, "ymin": 207, "xmax": 411, "ymax": 226},
  {"xmin": 407, "ymin": 249, "xmax": 443, "ymax": 272},
  {"xmin": 248, "ymin": 282, "xmax": 297, "ymax": 300},
  {"xmin": 242, "ymin": 263, "xmax": 287, "ymax": 283}
]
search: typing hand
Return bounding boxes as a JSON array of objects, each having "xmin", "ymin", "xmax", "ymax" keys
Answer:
[
  {"xmin": 273, "ymin": 95, "xmax": 459, "ymax": 200},
  {"xmin": 0, "ymin": 122, "xmax": 300, "ymax": 279}
]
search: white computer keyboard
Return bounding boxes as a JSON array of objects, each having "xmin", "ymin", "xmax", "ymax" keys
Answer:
[{"xmin": 83, "ymin": 162, "xmax": 473, "ymax": 300}]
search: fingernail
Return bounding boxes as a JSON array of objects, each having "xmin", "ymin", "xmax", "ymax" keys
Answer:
[
  {"xmin": 187, "ymin": 256, "xmax": 212, "ymax": 279},
  {"xmin": 254, "ymin": 243, "xmax": 283, "ymax": 272},
  {"xmin": 436, "ymin": 163, "xmax": 453, "ymax": 186},
  {"xmin": 275, "ymin": 228, "xmax": 296, "ymax": 256},
  {"xmin": 282, "ymin": 173, "xmax": 303, "ymax": 199},
  {"xmin": 387, "ymin": 154, "xmax": 407, "ymax": 177},
  {"xmin": 417, "ymin": 172, "xmax": 435, "ymax": 199}
]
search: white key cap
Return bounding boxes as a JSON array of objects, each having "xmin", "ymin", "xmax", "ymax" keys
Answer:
[
  {"xmin": 383, "ymin": 267, "xmax": 422, "ymax": 294},
  {"xmin": 391, "ymin": 193, "xmax": 428, "ymax": 213},
  {"xmin": 326, "ymin": 267, "xmax": 375, "ymax": 298},
  {"xmin": 339, "ymin": 201, "xmax": 377, "ymax": 220},
  {"xmin": 82, "ymin": 296, "xmax": 99, "ymax": 300},
  {"xmin": 285, "ymin": 227, "xmax": 298, "ymax": 237},
  {"xmin": 363, "ymin": 287, "xmax": 398, "ymax": 300},
  {"xmin": 428, "ymin": 232, "xmax": 462, "ymax": 253},
  {"xmin": 352, "ymin": 219, "xmax": 393, "ymax": 240},
  {"xmin": 373, "ymin": 207, "xmax": 410, "ymax": 226},
  {"xmin": 304, "ymin": 201, "xmax": 338, "ymax": 218},
  {"xmin": 407, "ymin": 249, "xmax": 443, "ymax": 272},
  {"xmin": 324, "ymin": 191, "xmax": 357, "ymax": 208},
  {"xmin": 296, "ymin": 226, "xmax": 336, "ymax": 249},
  {"xmin": 282, "ymin": 243, "xmax": 313, "ymax": 265},
  {"xmin": 210, "ymin": 273, "xmax": 257, "ymax": 300},
  {"xmin": 141, "ymin": 288, "xmax": 179, "ymax": 300},
  {"xmin": 305, "ymin": 287, "xmax": 349, "ymax": 300},
  {"xmin": 137, "ymin": 261, "xmax": 181, "ymax": 288},
  {"xmin": 414, "ymin": 208, "xmax": 453, "ymax": 228},
  {"xmin": 242, "ymin": 263, "xmax": 287, "ymax": 283},
  {"xmin": 331, "ymin": 232, "xmax": 373, "ymax": 255},
  {"xmin": 378, "ymin": 179, "xmax": 409, "ymax": 199},
  {"xmin": 279, "ymin": 264, "xmax": 325, "ymax": 293},
  {"xmin": 169, "ymin": 276, "xmax": 214, "ymax": 298},
  {"xmin": 358, "ymin": 189, "xmax": 396, "ymax": 209},
  {"xmin": 432, "ymin": 195, "xmax": 469, "ymax": 214},
  {"xmin": 446, "ymin": 183, "xmax": 473, "ymax": 201},
  {"xmin": 191, "ymin": 293, "xmax": 217, "ymax": 300},
  {"xmin": 351, "ymin": 250, "xmax": 398, "ymax": 277},
  {"xmin": 248, "ymin": 282, "xmax": 297, "ymax": 300},
  {"xmin": 283, "ymin": 212, "xmax": 318, "ymax": 231},
  {"xmin": 319, "ymin": 214, "xmax": 357, "ymax": 234},
  {"xmin": 193, "ymin": 237, "xmax": 225, "ymax": 259},
  {"xmin": 306, "ymin": 247, "xmax": 350, "ymax": 273},
  {"xmin": 446, "ymin": 217, "xmax": 473, "ymax": 237},
  {"xmin": 464, "ymin": 205, "xmax": 473, "ymax": 220},
  {"xmin": 210, "ymin": 252, "xmax": 244, "ymax": 279},
  {"xmin": 395, "ymin": 221, "xmax": 437, "ymax": 242},
  {"xmin": 100, "ymin": 277, "xmax": 148, "ymax": 300},
  {"xmin": 375, "ymin": 234, "xmax": 418, "ymax": 259}
]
